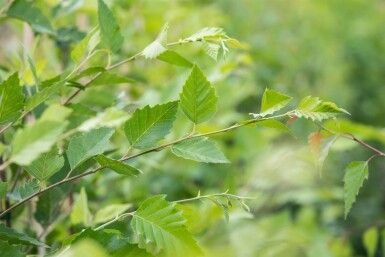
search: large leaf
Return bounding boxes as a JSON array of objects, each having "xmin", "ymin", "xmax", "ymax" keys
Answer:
[
  {"xmin": 294, "ymin": 96, "xmax": 349, "ymax": 122},
  {"xmin": 98, "ymin": 0, "xmax": 123, "ymax": 52},
  {"xmin": 10, "ymin": 120, "xmax": 67, "ymax": 166},
  {"xmin": 171, "ymin": 137, "xmax": 229, "ymax": 163},
  {"xmin": 95, "ymin": 155, "xmax": 142, "ymax": 177},
  {"xmin": 70, "ymin": 187, "xmax": 92, "ymax": 226},
  {"xmin": 142, "ymin": 23, "xmax": 168, "ymax": 59},
  {"xmin": 157, "ymin": 50, "xmax": 193, "ymax": 68},
  {"xmin": 0, "ymin": 223, "xmax": 48, "ymax": 247},
  {"xmin": 0, "ymin": 73, "xmax": 24, "ymax": 125},
  {"xmin": 71, "ymin": 27, "xmax": 100, "ymax": 63},
  {"xmin": 131, "ymin": 195, "xmax": 202, "ymax": 256},
  {"xmin": 124, "ymin": 101, "xmax": 178, "ymax": 149},
  {"xmin": 344, "ymin": 161, "xmax": 369, "ymax": 218},
  {"xmin": 24, "ymin": 148, "xmax": 64, "ymax": 181},
  {"xmin": 251, "ymin": 88, "xmax": 292, "ymax": 118},
  {"xmin": 0, "ymin": 241, "xmax": 24, "ymax": 257},
  {"xmin": 180, "ymin": 65, "xmax": 217, "ymax": 124},
  {"xmin": 7, "ymin": 0, "xmax": 55, "ymax": 35},
  {"xmin": 67, "ymin": 127, "xmax": 114, "ymax": 169}
]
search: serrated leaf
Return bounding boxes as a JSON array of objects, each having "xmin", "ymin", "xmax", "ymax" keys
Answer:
[
  {"xmin": 0, "ymin": 241, "xmax": 24, "ymax": 257},
  {"xmin": 157, "ymin": 50, "xmax": 193, "ymax": 68},
  {"xmin": 95, "ymin": 155, "xmax": 142, "ymax": 177},
  {"xmin": 7, "ymin": 0, "xmax": 55, "ymax": 35},
  {"xmin": 210, "ymin": 197, "xmax": 230, "ymax": 223},
  {"xmin": 131, "ymin": 195, "xmax": 202, "ymax": 256},
  {"xmin": 88, "ymin": 72, "xmax": 137, "ymax": 87},
  {"xmin": 93, "ymin": 203, "xmax": 132, "ymax": 225},
  {"xmin": 67, "ymin": 127, "xmax": 114, "ymax": 169},
  {"xmin": 25, "ymin": 80, "xmax": 65, "ymax": 113},
  {"xmin": 185, "ymin": 27, "xmax": 228, "ymax": 42},
  {"xmin": 308, "ymin": 131, "xmax": 323, "ymax": 162},
  {"xmin": 256, "ymin": 119, "xmax": 294, "ymax": 137},
  {"xmin": 78, "ymin": 107, "xmax": 129, "ymax": 132},
  {"xmin": 71, "ymin": 187, "xmax": 92, "ymax": 226},
  {"xmin": 142, "ymin": 23, "xmax": 168, "ymax": 59},
  {"xmin": 171, "ymin": 137, "xmax": 229, "ymax": 163},
  {"xmin": 250, "ymin": 88, "xmax": 292, "ymax": 118},
  {"xmin": 318, "ymin": 135, "xmax": 337, "ymax": 172},
  {"xmin": 39, "ymin": 104, "xmax": 73, "ymax": 122},
  {"xmin": 203, "ymin": 41, "xmax": 220, "ymax": 61},
  {"xmin": 10, "ymin": 120, "xmax": 67, "ymax": 166},
  {"xmin": 24, "ymin": 148, "xmax": 64, "ymax": 181},
  {"xmin": 0, "ymin": 223, "xmax": 48, "ymax": 247},
  {"xmin": 124, "ymin": 101, "xmax": 178, "ymax": 149},
  {"xmin": 295, "ymin": 96, "xmax": 349, "ymax": 122},
  {"xmin": 0, "ymin": 181, "xmax": 8, "ymax": 201},
  {"xmin": 18, "ymin": 179, "xmax": 40, "ymax": 199},
  {"xmin": 71, "ymin": 27, "xmax": 100, "ymax": 63},
  {"xmin": 363, "ymin": 227, "xmax": 378, "ymax": 257},
  {"xmin": 180, "ymin": 65, "xmax": 217, "ymax": 124},
  {"xmin": 98, "ymin": 0, "xmax": 124, "ymax": 52},
  {"xmin": 0, "ymin": 72, "xmax": 24, "ymax": 125},
  {"xmin": 344, "ymin": 161, "xmax": 369, "ymax": 218}
]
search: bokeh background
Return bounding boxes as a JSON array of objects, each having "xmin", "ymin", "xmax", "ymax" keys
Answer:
[{"xmin": 1, "ymin": 0, "xmax": 385, "ymax": 256}]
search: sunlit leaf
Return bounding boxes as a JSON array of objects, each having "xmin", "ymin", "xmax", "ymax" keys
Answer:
[
  {"xmin": 250, "ymin": 88, "xmax": 292, "ymax": 118},
  {"xmin": 71, "ymin": 187, "xmax": 92, "ymax": 226},
  {"xmin": 78, "ymin": 107, "xmax": 128, "ymax": 132},
  {"xmin": 142, "ymin": 23, "xmax": 168, "ymax": 59},
  {"xmin": 363, "ymin": 227, "xmax": 378, "ymax": 257},
  {"xmin": 71, "ymin": 27, "xmax": 100, "ymax": 63}
]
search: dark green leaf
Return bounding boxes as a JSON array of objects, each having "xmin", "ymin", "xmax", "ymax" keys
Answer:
[
  {"xmin": 95, "ymin": 155, "xmax": 142, "ymax": 177},
  {"xmin": 98, "ymin": 0, "xmax": 124, "ymax": 52},
  {"xmin": 0, "ymin": 223, "xmax": 48, "ymax": 247},
  {"xmin": 0, "ymin": 181, "xmax": 8, "ymax": 201},
  {"xmin": 0, "ymin": 72, "xmax": 24, "ymax": 125},
  {"xmin": 0, "ymin": 241, "xmax": 24, "ymax": 257}
]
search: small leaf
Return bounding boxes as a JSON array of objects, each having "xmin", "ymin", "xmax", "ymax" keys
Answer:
[
  {"xmin": 0, "ymin": 223, "xmax": 48, "ymax": 247},
  {"xmin": 363, "ymin": 227, "xmax": 378, "ymax": 257},
  {"xmin": 318, "ymin": 135, "xmax": 337, "ymax": 172},
  {"xmin": 24, "ymin": 148, "xmax": 64, "ymax": 181},
  {"xmin": 95, "ymin": 155, "xmax": 142, "ymax": 177},
  {"xmin": 7, "ymin": 0, "xmax": 55, "ymax": 35},
  {"xmin": 18, "ymin": 179, "xmax": 40, "ymax": 199},
  {"xmin": 98, "ymin": 0, "xmax": 124, "ymax": 52},
  {"xmin": 0, "ymin": 72, "xmax": 24, "ymax": 125},
  {"xmin": 308, "ymin": 131, "xmax": 323, "ymax": 163},
  {"xmin": 250, "ymin": 88, "xmax": 292, "ymax": 118},
  {"xmin": 39, "ymin": 104, "xmax": 73, "ymax": 122},
  {"xmin": 180, "ymin": 65, "xmax": 218, "ymax": 124},
  {"xmin": 124, "ymin": 101, "xmax": 178, "ymax": 149},
  {"xmin": 67, "ymin": 127, "xmax": 114, "ymax": 169},
  {"xmin": 131, "ymin": 195, "xmax": 202, "ymax": 256},
  {"xmin": 0, "ymin": 181, "xmax": 8, "ymax": 201},
  {"xmin": 344, "ymin": 161, "xmax": 369, "ymax": 218},
  {"xmin": 70, "ymin": 67, "xmax": 105, "ymax": 81},
  {"xmin": 203, "ymin": 41, "xmax": 220, "ymax": 61},
  {"xmin": 71, "ymin": 27, "xmax": 100, "ymax": 63},
  {"xmin": 70, "ymin": 187, "xmax": 92, "ymax": 226},
  {"xmin": 171, "ymin": 137, "xmax": 229, "ymax": 163},
  {"xmin": 93, "ymin": 203, "xmax": 132, "ymax": 224},
  {"xmin": 185, "ymin": 27, "xmax": 228, "ymax": 42},
  {"xmin": 10, "ymin": 120, "xmax": 67, "ymax": 166},
  {"xmin": 88, "ymin": 72, "xmax": 137, "ymax": 87},
  {"xmin": 157, "ymin": 50, "xmax": 193, "ymax": 68},
  {"xmin": 210, "ymin": 197, "xmax": 229, "ymax": 223},
  {"xmin": 25, "ymin": 80, "xmax": 65, "ymax": 113},
  {"xmin": 256, "ymin": 119, "xmax": 294, "ymax": 137},
  {"xmin": 142, "ymin": 23, "xmax": 168, "ymax": 59},
  {"xmin": 78, "ymin": 107, "xmax": 129, "ymax": 132}
]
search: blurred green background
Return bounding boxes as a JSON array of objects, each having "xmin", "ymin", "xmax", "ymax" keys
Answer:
[{"xmin": 1, "ymin": 0, "xmax": 385, "ymax": 256}]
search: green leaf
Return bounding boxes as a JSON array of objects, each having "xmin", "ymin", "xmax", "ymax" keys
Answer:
[
  {"xmin": 142, "ymin": 23, "xmax": 168, "ymax": 59},
  {"xmin": 131, "ymin": 195, "xmax": 202, "ymax": 256},
  {"xmin": 344, "ymin": 161, "xmax": 369, "ymax": 218},
  {"xmin": 0, "ymin": 143, "xmax": 8, "ymax": 156},
  {"xmin": 259, "ymin": 88, "xmax": 292, "ymax": 117},
  {"xmin": 34, "ymin": 187, "xmax": 63, "ymax": 227},
  {"xmin": 24, "ymin": 148, "xmax": 64, "ymax": 181},
  {"xmin": 318, "ymin": 135, "xmax": 337, "ymax": 172},
  {"xmin": 98, "ymin": 0, "xmax": 123, "ymax": 53},
  {"xmin": 124, "ymin": 101, "xmax": 178, "ymax": 149},
  {"xmin": 0, "ymin": 72, "xmax": 24, "ymax": 125},
  {"xmin": 185, "ymin": 27, "xmax": 228, "ymax": 42},
  {"xmin": 18, "ymin": 179, "xmax": 40, "ymax": 199},
  {"xmin": 256, "ymin": 119, "xmax": 294, "ymax": 137},
  {"xmin": 93, "ymin": 203, "xmax": 132, "ymax": 224},
  {"xmin": 71, "ymin": 27, "xmax": 100, "ymax": 63},
  {"xmin": 88, "ymin": 72, "xmax": 137, "ymax": 87},
  {"xmin": 180, "ymin": 65, "xmax": 218, "ymax": 124},
  {"xmin": 78, "ymin": 107, "xmax": 129, "ymax": 132},
  {"xmin": 10, "ymin": 120, "xmax": 67, "ymax": 166},
  {"xmin": 171, "ymin": 137, "xmax": 229, "ymax": 163},
  {"xmin": 0, "ymin": 181, "xmax": 8, "ymax": 201},
  {"xmin": 95, "ymin": 155, "xmax": 142, "ymax": 177},
  {"xmin": 70, "ymin": 67, "xmax": 105, "ymax": 81},
  {"xmin": 67, "ymin": 127, "xmax": 114, "ymax": 169},
  {"xmin": 61, "ymin": 240, "xmax": 109, "ymax": 257},
  {"xmin": 0, "ymin": 223, "xmax": 48, "ymax": 247},
  {"xmin": 295, "ymin": 96, "xmax": 350, "ymax": 122},
  {"xmin": 0, "ymin": 241, "xmax": 24, "ymax": 257},
  {"xmin": 39, "ymin": 104, "xmax": 73, "ymax": 122},
  {"xmin": 203, "ymin": 41, "xmax": 221, "ymax": 61},
  {"xmin": 363, "ymin": 227, "xmax": 378, "ymax": 257},
  {"xmin": 25, "ymin": 80, "xmax": 65, "ymax": 113},
  {"xmin": 70, "ymin": 187, "xmax": 92, "ymax": 226},
  {"xmin": 157, "ymin": 50, "xmax": 193, "ymax": 68},
  {"xmin": 7, "ymin": 0, "xmax": 55, "ymax": 35}
]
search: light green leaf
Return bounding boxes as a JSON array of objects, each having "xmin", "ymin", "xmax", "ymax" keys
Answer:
[
  {"xmin": 98, "ymin": 0, "xmax": 123, "ymax": 53},
  {"xmin": 185, "ymin": 27, "xmax": 228, "ymax": 42},
  {"xmin": 180, "ymin": 65, "xmax": 217, "ymax": 124},
  {"xmin": 70, "ymin": 67, "xmax": 105, "ymax": 81},
  {"xmin": 71, "ymin": 187, "xmax": 92, "ymax": 226},
  {"xmin": 88, "ymin": 72, "xmax": 137, "ymax": 87},
  {"xmin": 203, "ymin": 41, "xmax": 220, "ymax": 61},
  {"xmin": 24, "ymin": 148, "xmax": 64, "ymax": 181},
  {"xmin": 10, "ymin": 120, "xmax": 67, "ymax": 166},
  {"xmin": 78, "ymin": 107, "xmax": 129, "ymax": 132},
  {"xmin": 171, "ymin": 137, "xmax": 229, "ymax": 163},
  {"xmin": 295, "ymin": 96, "xmax": 349, "ymax": 122},
  {"xmin": 71, "ymin": 27, "xmax": 100, "ymax": 63},
  {"xmin": 131, "ymin": 195, "xmax": 202, "ymax": 256},
  {"xmin": 67, "ymin": 127, "xmax": 114, "ymax": 169},
  {"xmin": 0, "ymin": 241, "xmax": 24, "ymax": 257},
  {"xmin": 0, "ymin": 181, "xmax": 8, "ymax": 201},
  {"xmin": 0, "ymin": 72, "xmax": 24, "ymax": 125},
  {"xmin": 250, "ymin": 88, "xmax": 292, "ymax": 118},
  {"xmin": 256, "ymin": 119, "xmax": 294, "ymax": 137},
  {"xmin": 142, "ymin": 23, "xmax": 168, "ymax": 59},
  {"xmin": 40, "ymin": 104, "xmax": 73, "ymax": 122},
  {"xmin": 0, "ymin": 143, "xmax": 8, "ymax": 156},
  {"xmin": 157, "ymin": 50, "xmax": 193, "ymax": 68},
  {"xmin": 124, "ymin": 101, "xmax": 178, "ymax": 149},
  {"xmin": 25, "ymin": 79, "xmax": 65, "ymax": 112},
  {"xmin": 0, "ymin": 223, "xmax": 48, "ymax": 247},
  {"xmin": 64, "ymin": 239, "xmax": 110, "ymax": 257},
  {"xmin": 95, "ymin": 155, "xmax": 142, "ymax": 177},
  {"xmin": 344, "ymin": 161, "xmax": 369, "ymax": 218},
  {"xmin": 18, "ymin": 179, "xmax": 40, "ymax": 199},
  {"xmin": 7, "ymin": 0, "xmax": 55, "ymax": 35},
  {"xmin": 363, "ymin": 227, "xmax": 378, "ymax": 257},
  {"xmin": 318, "ymin": 135, "xmax": 337, "ymax": 172},
  {"xmin": 93, "ymin": 203, "xmax": 132, "ymax": 225}
]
